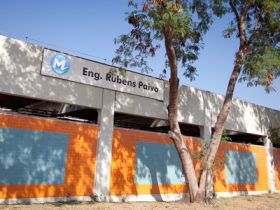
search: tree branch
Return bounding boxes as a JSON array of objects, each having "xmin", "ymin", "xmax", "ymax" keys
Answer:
[
  {"xmin": 241, "ymin": 0, "xmax": 253, "ymax": 18},
  {"xmin": 230, "ymin": 0, "xmax": 253, "ymax": 46},
  {"xmin": 229, "ymin": 0, "xmax": 240, "ymax": 23},
  {"xmin": 248, "ymin": 26, "xmax": 260, "ymax": 45},
  {"xmin": 239, "ymin": 0, "xmax": 253, "ymax": 45}
]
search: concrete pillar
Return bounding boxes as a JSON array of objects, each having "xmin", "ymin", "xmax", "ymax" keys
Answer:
[
  {"xmin": 265, "ymin": 137, "xmax": 276, "ymax": 192},
  {"xmin": 94, "ymin": 89, "xmax": 115, "ymax": 201},
  {"xmin": 200, "ymin": 125, "xmax": 211, "ymax": 143},
  {"xmin": 201, "ymin": 91, "xmax": 212, "ymax": 143},
  {"xmin": 201, "ymin": 91, "xmax": 214, "ymax": 198}
]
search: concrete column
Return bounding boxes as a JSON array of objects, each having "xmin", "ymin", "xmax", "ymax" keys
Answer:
[
  {"xmin": 201, "ymin": 91, "xmax": 214, "ymax": 198},
  {"xmin": 94, "ymin": 89, "xmax": 115, "ymax": 201},
  {"xmin": 265, "ymin": 137, "xmax": 276, "ymax": 192},
  {"xmin": 200, "ymin": 125, "xmax": 211, "ymax": 143},
  {"xmin": 201, "ymin": 91, "xmax": 212, "ymax": 143}
]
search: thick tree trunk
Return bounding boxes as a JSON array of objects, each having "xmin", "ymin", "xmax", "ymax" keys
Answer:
[
  {"xmin": 195, "ymin": 47, "xmax": 246, "ymax": 202},
  {"xmin": 195, "ymin": 1, "xmax": 252, "ymax": 201},
  {"xmin": 160, "ymin": 0, "xmax": 252, "ymax": 203},
  {"xmin": 163, "ymin": 28, "xmax": 199, "ymax": 202}
]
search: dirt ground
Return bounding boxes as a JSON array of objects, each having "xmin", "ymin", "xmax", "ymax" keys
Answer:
[{"xmin": 0, "ymin": 193, "xmax": 279, "ymax": 210}]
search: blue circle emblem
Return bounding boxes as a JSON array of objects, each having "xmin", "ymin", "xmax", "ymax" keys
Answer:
[{"xmin": 50, "ymin": 54, "xmax": 70, "ymax": 75}]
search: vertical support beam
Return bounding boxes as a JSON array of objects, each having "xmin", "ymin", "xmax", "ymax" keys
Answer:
[
  {"xmin": 201, "ymin": 91, "xmax": 212, "ymax": 143},
  {"xmin": 94, "ymin": 89, "xmax": 115, "ymax": 201},
  {"xmin": 200, "ymin": 125, "xmax": 211, "ymax": 143},
  {"xmin": 265, "ymin": 137, "xmax": 276, "ymax": 192},
  {"xmin": 201, "ymin": 91, "xmax": 213, "ymax": 198}
]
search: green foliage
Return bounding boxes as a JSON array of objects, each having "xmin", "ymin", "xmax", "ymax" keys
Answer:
[
  {"xmin": 212, "ymin": 0, "xmax": 280, "ymax": 92},
  {"xmin": 192, "ymin": 151, "xmax": 203, "ymax": 161},
  {"xmin": 213, "ymin": 155, "xmax": 228, "ymax": 171},
  {"xmin": 109, "ymin": 67, "xmax": 127, "ymax": 77},
  {"xmin": 269, "ymin": 127, "xmax": 280, "ymax": 147},
  {"xmin": 221, "ymin": 130, "xmax": 232, "ymax": 142},
  {"xmin": 113, "ymin": 0, "xmax": 213, "ymax": 79}
]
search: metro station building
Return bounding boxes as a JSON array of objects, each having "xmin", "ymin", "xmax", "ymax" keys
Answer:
[{"xmin": 0, "ymin": 35, "xmax": 279, "ymax": 203}]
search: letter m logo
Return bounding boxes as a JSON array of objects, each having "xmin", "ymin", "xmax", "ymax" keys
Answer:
[
  {"xmin": 50, "ymin": 54, "xmax": 70, "ymax": 74},
  {"xmin": 53, "ymin": 58, "xmax": 66, "ymax": 70}
]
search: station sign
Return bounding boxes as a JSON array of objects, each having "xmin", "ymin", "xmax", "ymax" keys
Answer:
[{"xmin": 41, "ymin": 49, "xmax": 164, "ymax": 101}]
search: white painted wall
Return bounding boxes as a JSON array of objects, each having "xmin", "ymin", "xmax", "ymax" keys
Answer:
[
  {"xmin": 0, "ymin": 35, "xmax": 279, "ymax": 136},
  {"xmin": 0, "ymin": 35, "xmax": 103, "ymax": 109},
  {"xmin": 94, "ymin": 89, "xmax": 115, "ymax": 201},
  {"xmin": 115, "ymin": 91, "xmax": 168, "ymax": 119},
  {"xmin": 207, "ymin": 92, "xmax": 280, "ymax": 136}
]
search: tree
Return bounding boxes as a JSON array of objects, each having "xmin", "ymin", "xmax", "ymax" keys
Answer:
[
  {"xmin": 113, "ymin": 0, "xmax": 280, "ymax": 203},
  {"xmin": 114, "ymin": 0, "xmax": 212, "ymax": 202},
  {"xmin": 196, "ymin": 0, "xmax": 280, "ymax": 201},
  {"xmin": 269, "ymin": 127, "xmax": 280, "ymax": 147}
]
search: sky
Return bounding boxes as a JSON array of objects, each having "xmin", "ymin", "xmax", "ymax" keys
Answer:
[{"xmin": 0, "ymin": 0, "xmax": 279, "ymax": 110}]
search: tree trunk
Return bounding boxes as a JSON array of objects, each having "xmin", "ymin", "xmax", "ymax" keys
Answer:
[
  {"xmin": 195, "ymin": 0, "xmax": 252, "ymax": 200},
  {"xmin": 163, "ymin": 28, "xmax": 199, "ymax": 202},
  {"xmin": 195, "ymin": 47, "xmax": 246, "ymax": 202}
]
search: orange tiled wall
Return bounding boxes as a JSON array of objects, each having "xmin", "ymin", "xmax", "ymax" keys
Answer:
[
  {"xmin": 213, "ymin": 142, "xmax": 268, "ymax": 193},
  {"xmin": 0, "ymin": 113, "xmax": 98, "ymax": 199},
  {"xmin": 0, "ymin": 113, "xmax": 272, "ymax": 199},
  {"xmin": 109, "ymin": 128, "xmax": 202, "ymax": 196},
  {"xmin": 273, "ymin": 148, "xmax": 280, "ymax": 190}
]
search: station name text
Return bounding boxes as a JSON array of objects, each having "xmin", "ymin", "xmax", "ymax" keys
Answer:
[{"xmin": 82, "ymin": 67, "xmax": 159, "ymax": 93}]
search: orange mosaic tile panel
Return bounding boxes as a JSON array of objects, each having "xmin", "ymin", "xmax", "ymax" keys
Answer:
[
  {"xmin": 273, "ymin": 148, "xmax": 280, "ymax": 191},
  {"xmin": 110, "ymin": 128, "xmax": 202, "ymax": 196},
  {"xmin": 213, "ymin": 142, "xmax": 268, "ymax": 192},
  {"xmin": 0, "ymin": 113, "xmax": 98, "ymax": 199}
]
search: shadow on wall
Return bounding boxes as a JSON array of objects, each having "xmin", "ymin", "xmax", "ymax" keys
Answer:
[
  {"xmin": 135, "ymin": 142, "xmax": 185, "ymax": 185},
  {"xmin": 273, "ymin": 148, "xmax": 280, "ymax": 190},
  {"xmin": 109, "ymin": 128, "xmax": 202, "ymax": 200},
  {"xmin": 177, "ymin": 86, "xmax": 204, "ymax": 125},
  {"xmin": 209, "ymin": 91, "xmax": 280, "ymax": 137},
  {"xmin": 225, "ymin": 150, "xmax": 257, "ymax": 185},
  {"xmin": 209, "ymin": 96, "xmax": 243, "ymax": 134},
  {"xmin": 0, "ymin": 36, "xmax": 102, "ymax": 108},
  {"xmin": 0, "ymin": 113, "xmax": 98, "ymax": 202},
  {"xmin": 213, "ymin": 142, "xmax": 268, "ymax": 194},
  {"xmin": 0, "ymin": 127, "xmax": 68, "ymax": 185}
]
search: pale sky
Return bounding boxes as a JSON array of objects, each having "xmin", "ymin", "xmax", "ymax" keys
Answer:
[{"xmin": 0, "ymin": 0, "xmax": 279, "ymax": 110}]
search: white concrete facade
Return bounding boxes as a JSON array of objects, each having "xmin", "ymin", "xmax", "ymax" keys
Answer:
[
  {"xmin": 265, "ymin": 138, "xmax": 276, "ymax": 192},
  {"xmin": 0, "ymin": 35, "xmax": 279, "ymax": 202},
  {"xmin": 94, "ymin": 89, "xmax": 115, "ymax": 201},
  {"xmin": 0, "ymin": 35, "xmax": 279, "ymax": 135}
]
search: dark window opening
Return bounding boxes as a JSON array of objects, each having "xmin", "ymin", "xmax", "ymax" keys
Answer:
[
  {"xmin": 0, "ymin": 92, "xmax": 98, "ymax": 124},
  {"xmin": 212, "ymin": 128, "xmax": 265, "ymax": 146},
  {"xmin": 57, "ymin": 107, "xmax": 98, "ymax": 124},
  {"xmin": 0, "ymin": 93, "xmax": 41, "ymax": 111},
  {"xmin": 114, "ymin": 113, "xmax": 201, "ymax": 137}
]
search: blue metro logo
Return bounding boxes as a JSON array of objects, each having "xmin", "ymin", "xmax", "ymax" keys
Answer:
[{"xmin": 50, "ymin": 54, "xmax": 70, "ymax": 75}]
